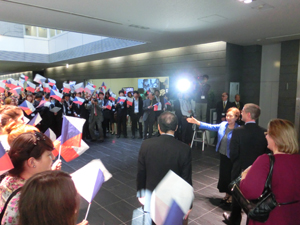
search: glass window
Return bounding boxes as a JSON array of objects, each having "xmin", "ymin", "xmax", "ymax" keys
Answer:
[
  {"xmin": 56, "ymin": 30, "xmax": 62, "ymax": 35},
  {"xmin": 38, "ymin": 27, "xmax": 47, "ymax": 38},
  {"xmin": 49, "ymin": 29, "xmax": 56, "ymax": 37},
  {"xmin": 25, "ymin": 25, "xmax": 37, "ymax": 37}
]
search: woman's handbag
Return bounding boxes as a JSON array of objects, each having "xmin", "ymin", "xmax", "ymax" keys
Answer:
[{"xmin": 230, "ymin": 154, "xmax": 277, "ymax": 222}]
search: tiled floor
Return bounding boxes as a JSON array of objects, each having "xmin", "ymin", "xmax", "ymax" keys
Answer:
[{"xmin": 61, "ymin": 132, "xmax": 247, "ymax": 225}]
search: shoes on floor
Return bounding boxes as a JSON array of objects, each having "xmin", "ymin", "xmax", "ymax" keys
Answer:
[{"xmin": 223, "ymin": 212, "xmax": 233, "ymax": 225}]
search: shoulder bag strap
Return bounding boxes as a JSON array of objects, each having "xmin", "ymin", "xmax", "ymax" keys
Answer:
[
  {"xmin": 0, "ymin": 187, "xmax": 22, "ymax": 221},
  {"xmin": 264, "ymin": 154, "xmax": 275, "ymax": 191}
]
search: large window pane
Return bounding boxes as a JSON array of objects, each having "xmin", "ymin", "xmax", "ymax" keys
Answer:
[
  {"xmin": 38, "ymin": 27, "xmax": 47, "ymax": 38},
  {"xmin": 49, "ymin": 29, "xmax": 56, "ymax": 37},
  {"xmin": 25, "ymin": 25, "xmax": 37, "ymax": 37},
  {"xmin": 56, "ymin": 30, "xmax": 62, "ymax": 35}
]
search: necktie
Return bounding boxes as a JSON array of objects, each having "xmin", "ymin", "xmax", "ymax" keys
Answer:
[
  {"xmin": 150, "ymin": 100, "xmax": 153, "ymax": 106},
  {"xmin": 223, "ymin": 101, "xmax": 226, "ymax": 109},
  {"xmin": 237, "ymin": 102, "xmax": 240, "ymax": 109},
  {"xmin": 94, "ymin": 105, "xmax": 97, "ymax": 116}
]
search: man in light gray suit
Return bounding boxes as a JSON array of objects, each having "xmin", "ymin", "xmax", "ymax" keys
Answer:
[
  {"xmin": 85, "ymin": 95, "xmax": 104, "ymax": 142},
  {"xmin": 143, "ymin": 92, "xmax": 157, "ymax": 140}
]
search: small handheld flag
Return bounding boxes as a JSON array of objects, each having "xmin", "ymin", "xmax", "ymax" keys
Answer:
[
  {"xmin": 109, "ymin": 92, "xmax": 116, "ymax": 101},
  {"xmin": 126, "ymin": 97, "xmax": 133, "ymax": 106},
  {"xmin": 85, "ymin": 85, "xmax": 95, "ymax": 95},
  {"xmin": 50, "ymin": 89, "xmax": 63, "ymax": 101},
  {"xmin": 74, "ymin": 82, "xmax": 84, "ymax": 93},
  {"xmin": 150, "ymin": 170, "xmax": 194, "ymax": 225},
  {"xmin": 105, "ymin": 101, "xmax": 112, "ymax": 110},
  {"xmin": 28, "ymin": 113, "xmax": 42, "ymax": 126},
  {"xmin": 101, "ymin": 82, "xmax": 106, "ymax": 90},
  {"xmin": 117, "ymin": 96, "xmax": 126, "ymax": 103},
  {"xmin": 0, "ymin": 82, "xmax": 6, "ymax": 93},
  {"xmin": 71, "ymin": 159, "xmax": 112, "ymax": 220},
  {"xmin": 44, "ymin": 128, "xmax": 57, "ymax": 142},
  {"xmin": 73, "ymin": 97, "xmax": 85, "ymax": 105},
  {"xmin": 61, "ymin": 139, "xmax": 89, "ymax": 162},
  {"xmin": 48, "ymin": 78, "xmax": 56, "ymax": 86},
  {"xmin": 26, "ymin": 81, "xmax": 36, "ymax": 93},
  {"xmin": 34, "ymin": 74, "xmax": 47, "ymax": 84},
  {"xmin": 0, "ymin": 142, "xmax": 14, "ymax": 176},
  {"xmin": 43, "ymin": 82, "xmax": 51, "ymax": 93},
  {"xmin": 153, "ymin": 103, "xmax": 159, "ymax": 111},
  {"xmin": 164, "ymin": 98, "xmax": 171, "ymax": 106},
  {"xmin": 87, "ymin": 82, "xmax": 96, "ymax": 88},
  {"xmin": 20, "ymin": 74, "xmax": 29, "ymax": 81},
  {"xmin": 19, "ymin": 100, "xmax": 36, "ymax": 115},
  {"xmin": 9, "ymin": 87, "xmax": 22, "ymax": 97},
  {"xmin": 63, "ymin": 83, "xmax": 71, "ymax": 93}
]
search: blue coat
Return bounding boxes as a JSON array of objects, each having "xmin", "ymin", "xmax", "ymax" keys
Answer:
[{"xmin": 199, "ymin": 121, "xmax": 239, "ymax": 158}]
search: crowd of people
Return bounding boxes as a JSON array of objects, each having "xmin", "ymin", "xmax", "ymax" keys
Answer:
[{"xmin": 0, "ymin": 75, "xmax": 299, "ymax": 225}]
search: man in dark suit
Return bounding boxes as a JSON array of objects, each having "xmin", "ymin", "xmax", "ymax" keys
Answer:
[
  {"xmin": 85, "ymin": 95, "xmax": 104, "ymax": 142},
  {"xmin": 232, "ymin": 94, "xmax": 244, "ymax": 126},
  {"xmin": 223, "ymin": 103, "xmax": 268, "ymax": 225},
  {"xmin": 216, "ymin": 92, "xmax": 232, "ymax": 123},
  {"xmin": 74, "ymin": 92, "xmax": 91, "ymax": 140},
  {"xmin": 137, "ymin": 111, "xmax": 192, "ymax": 224},
  {"xmin": 130, "ymin": 91, "xmax": 143, "ymax": 139},
  {"xmin": 142, "ymin": 92, "xmax": 157, "ymax": 139},
  {"xmin": 116, "ymin": 90, "xmax": 127, "ymax": 138},
  {"xmin": 63, "ymin": 93, "xmax": 74, "ymax": 117}
]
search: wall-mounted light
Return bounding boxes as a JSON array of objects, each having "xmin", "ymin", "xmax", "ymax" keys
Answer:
[{"xmin": 239, "ymin": 0, "xmax": 253, "ymax": 3}]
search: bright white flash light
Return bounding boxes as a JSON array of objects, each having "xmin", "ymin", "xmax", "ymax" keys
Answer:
[{"xmin": 177, "ymin": 79, "xmax": 191, "ymax": 92}]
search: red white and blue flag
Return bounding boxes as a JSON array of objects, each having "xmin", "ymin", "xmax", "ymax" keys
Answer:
[
  {"xmin": 126, "ymin": 97, "xmax": 133, "ymax": 106},
  {"xmin": 26, "ymin": 81, "xmax": 36, "ymax": 92},
  {"xmin": 73, "ymin": 97, "xmax": 85, "ymax": 105},
  {"xmin": 9, "ymin": 87, "xmax": 22, "ymax": 97},
  {"xmin": 28, "ymin": 113, "xmax": 42, "ymax": 126},
  {"xmin": 153, "ymin": 103, "xmax": 159, "ymax": 111},
  {"xmin": 117, "ymin": 96, "xmax": 127, "ymax": 103},
  {"xmin": 0, "ymin": 82, "xmax": 5, "ymax": 93},
  {"xmin": 85, "ymin": 85, "xmax": 95, "ymax": 95},
  {"xmin": 36, "ymin": 100, "xmax": 47, "ymax": 108},
  {"xmin": 0, "ymin": 142, "xmax": 14, "ymax": 176},
  {"xmin": 59, "ymin": 116, "xmax": 86, "ymax": 160},
  {"xmin": 48, "ymin": 78, "xmax": 56, "ymax": 86},
  {"xmin": 43, "ymin": 82, "xmax": 51, "ymax": 93},
  {"xmin": 6, "ymin": 79, "xmax": 18, "ymax": 89},
  {"xmin": 101, "ymin": 82, "xmax": 106, "ymax": 90},
  {"xmin": 34, "ymin": 74, "xmax": 46, "ymax": 84},
  {"xmin": 63, "ymin": 83, "xmax": 71, "ymax": 93},
  {"xmin": 74, "ymin": 82, "xmax": 84, "ymax": 93},
  {"xmin": 150, "ymin": 170, "xmax": 194, "ymax": 225},
  {"xmin": 105, "ymin": 101, "xmax": 112, "ymax": 110},
  {"xmin": 50, "ymin": 89, "xmax": 63, "ymax": 101},
  {"xmin": 87, "ymin": 82, "xmax": 96, "ymax": 88},
  {"xmin": 71, "ymin": 159, "xmax": 112, "ymax": 203},
  {"xmin": 20, "ymin": 74, "xmax": 28, "ymax": 81},
  {"xmin": 109, "ymin": 92, "xmax": 116, "ymax": 101},
  {"xmin": 52, "ymin": 84, "xmax": 58, "ymax": 91},
  {"xmin": 44, "ymin": 128, "xmax": 57, "ymax": 142},
  {"xmin": 19, "ymin": 100, "xmax": 36, "ymax": 115},
  {"xmin": 164, "ymin": 98, "xmax": 171, "ymax": 106}
]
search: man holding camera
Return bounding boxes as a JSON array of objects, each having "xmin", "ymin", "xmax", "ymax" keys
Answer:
[{"xmin": 85, "ymin": 95, "xmax": 104, "ymax": 142}]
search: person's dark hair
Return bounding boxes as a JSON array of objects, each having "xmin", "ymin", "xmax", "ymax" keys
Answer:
[
  {"xmin": 133, "ymin": 91, "xmax": 139, "ymax": 95},
  {"xmin": 155, "ymin": 90, "xmax": 160, "ymax": 94},
  {"xmin": 8, "ymin": 131, "xmax": 54, "ymax": 177},
  {"xmin": 35, "ymin": 92, "xmax": 43, "ymax": 99},
  {"xmin": 158, "ymin": 112, "xmax": 178, "ymax": 133},
  {"xmin": 127, "ymin": 92, "xmax": 132, "ymax": 97},
  {"xmin": 244, "ymin": 103, "xmax": 261, "ymax": 120},
  {"xmin": 105, "ymin": 91, "xmax": 110, "ymax": 100},
  {"xmin": 203, "ymin": 74, "xmax": 209, "ymax": 80},
  {"xmin": 19, "ymin": 170, "xmax": 80, "ymax": 225},
  {"xmin": 119, "ymin": 90, "xmax": 124, "ymax": 95},
  {"xmin": 45, "ymin": 93, "xmax": 50, "ymax": 99},
  {"xmin": 1, "ymin": 106, "xmax": 23, "ymax": 127}
]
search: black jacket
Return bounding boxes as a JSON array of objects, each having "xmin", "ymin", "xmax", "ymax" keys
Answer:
[
  {"xmin": 130, "ymin": 97, "xmax": 143, "ymax": 117},
  {"xmin": 229, "ymin": 123, "xmax": 269, "ymax": 180},
  {"xmin": 216, "ymin": 100, "xmax": 233, "ymax": 123},
  {"xmin": 137, "ymin": 135, "xmax": 192, "ymax": 194}
]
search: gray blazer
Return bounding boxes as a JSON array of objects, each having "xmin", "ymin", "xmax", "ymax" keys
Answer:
[
  {"xmin": 85, "ymin": 101, "xmax": 104, "ymax": 122},
  {"xmin": 143, "ymin": 98, "xmax": 157, "ymax": 122}
]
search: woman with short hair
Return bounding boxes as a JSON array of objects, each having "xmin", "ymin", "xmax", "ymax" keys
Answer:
[
  {"xmin": 187, "ymin": 107, "xmax": 240, "ymax": 204},
  {"xmin": 240, "ymin": 119, "xmax": 300, "ymax": 225},
  {"xmin": 18, "ymin": 170, "xmax": 88, "ymax": 225}
]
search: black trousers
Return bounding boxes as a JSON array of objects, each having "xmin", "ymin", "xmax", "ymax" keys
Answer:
[
  {"xmin": 131, "ymin": 113, "xmax": 143, "ymax": 137},
  {"xmin": 102, "ymin": 118, "xmax": 110, "ymax": 138},
  {"xmin": 218, "ymin": 154, "xmax": 233, "ymax": 194},
  {"xmin": 144, "ymin": 118, "xmax": 155, "ymax": 139},
  {"xmin": 181, "ymin": 117, "xmax": 193, "ymax": 144},
  {"xmin": 117, "ymin": 114, "xmax": 127, "ymax": 136}
]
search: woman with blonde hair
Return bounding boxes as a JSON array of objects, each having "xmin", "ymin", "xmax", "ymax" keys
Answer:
[{"xmin": 240, "ymin": 119, "xmax": 300, "ymax": 225}]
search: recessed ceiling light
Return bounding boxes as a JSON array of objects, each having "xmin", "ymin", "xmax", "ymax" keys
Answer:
[{"xmin": 244, "ymin": 0, "xmax": 253, "ymax": 3}]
